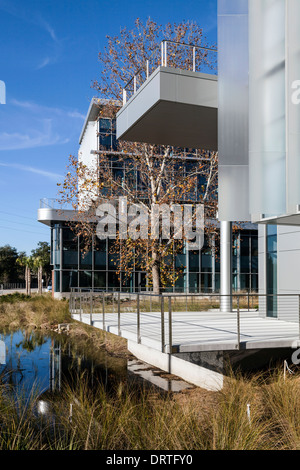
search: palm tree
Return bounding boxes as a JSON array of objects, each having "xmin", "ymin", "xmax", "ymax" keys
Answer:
[{"xmin": 16, "ymin": 255, "xmax": 34, "ymax": 296}]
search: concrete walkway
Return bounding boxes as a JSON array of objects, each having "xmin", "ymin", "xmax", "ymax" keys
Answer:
[{"xmin": 71, "ymin": 309, "xmax": 300, "ymax": 353}]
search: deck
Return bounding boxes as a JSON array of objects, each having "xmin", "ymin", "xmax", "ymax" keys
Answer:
[{"xmin": 71, "ymin": 309, "xmax": 300, "ymax": 354}]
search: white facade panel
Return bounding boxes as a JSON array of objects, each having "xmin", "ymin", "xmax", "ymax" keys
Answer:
[
  {"xmin": 217, "ymin": 0, "xmax": 250, "ymax": 221},
  {"xmin": 78, "ymin": 120, "xmax": 98, "ymax": 210},
  {"xmin": 286, "ymin": 0, "xmax": 300, "ymax": 213},
  {"xmin": 249, "ymin": 0, "xmax": 286, "ymax": 217},
  {"xmin": 218, "ymin": 165, "xmax": 249, "ymax": 222}
]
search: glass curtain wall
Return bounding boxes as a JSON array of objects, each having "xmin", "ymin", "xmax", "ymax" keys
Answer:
[
  {"xmin": 51, "ymin": 224, "xmax": 258, "ymax": 294},
  {"xmin": 266, "ymin": 225, "xmax": 278, "ymax": 317}
]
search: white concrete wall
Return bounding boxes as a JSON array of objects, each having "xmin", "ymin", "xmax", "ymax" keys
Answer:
[
  {"xmin": 78, "ymin": 120, "xmax": 98, "ymax": 210},
  {"xmin": 260, "ymin": 224, "xmax": 300, "ymax": 322},
  {"xmin": 277, "ymin": 226, "xmax": 300, "ymax": 322},
  {"xmin": 127, "ymin": 340, "xmax": 224, "ymax": 391}
]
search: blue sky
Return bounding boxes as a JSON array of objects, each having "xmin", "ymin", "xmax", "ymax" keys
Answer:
[{"xmin": 0, "ymin": 0, "xmax": 217, "ymax": 255}]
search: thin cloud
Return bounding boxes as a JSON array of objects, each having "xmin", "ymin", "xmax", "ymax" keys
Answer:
[
  {"xmin": 0, "ymin": 1, "xmax": 59, "ymax": 43},
  {"xmin": 0, "ymin": 100, "xmax": 82, "ymax": 150},
  {"xmin": 37, "ymin": 16, "xmax": 59, "ymax": 43},
  {"xmin": 0, "ymin": 119, "xmax": 69, "ymax": 151},
  {"xmin": 11, "ymin": 99, "xmax": 85, "ymax": 120},
  {"xmin": 0, "ymin": 1, "xmax": 62, "ymax": 69},
  {"xmin": 37, "ymin": 56, "xmax": 52, "ymax": 70},
  {"xmin": 0, "ymin": 162, "xmax": 63, "ymax": 181}
]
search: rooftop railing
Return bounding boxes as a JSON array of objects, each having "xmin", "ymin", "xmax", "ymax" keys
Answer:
[
  {"xmin": 39, "ymin": 198, "xmax": 72, "ymax": 210},
  {"xmin": 123, "ymin": 39, "xmax": 218, "ymax": 105}
]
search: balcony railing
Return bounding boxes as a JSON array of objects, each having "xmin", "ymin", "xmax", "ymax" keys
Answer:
[
  {"xmin": 123, "ymin": 39, "xmax": 218, "ymax": 105},
  {"xmin": 69, "ymin": 290, "xmax": 300, "ymax": 354},
  {"xmin": 39, "ymin": 198, "xmax": 72, "ymax": 210}
]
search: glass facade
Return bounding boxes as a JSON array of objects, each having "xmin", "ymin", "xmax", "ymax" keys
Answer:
[
  {"xmin": 266, "ymin": 225, "xmax": 278, "ymax": 318},
  {"xmin": 49, "ymin": 112, "xmax": 258, "ymax": 295},
  {"xmin": 98, "ymin": 118, "xmax": 117, "ymax": 151},
  {"xmin": 98, "ymin": 153, "xmax": 212, "ymax": 203},
  {"xmin": 50, "ymin": 224, "xmax": 258, "ymax": 294}
]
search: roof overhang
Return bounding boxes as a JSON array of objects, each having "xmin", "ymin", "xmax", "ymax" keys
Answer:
[
  {"xmin": 255, "ymin": 211, "xmax": 300, "ymax": 226},
  {"xmin": 37, "ymin": 208, "xmax": 98, "ymax": 227},
  {"xmin": 116, "ymin": 66, "xmax": 218, "ymax": 150}
]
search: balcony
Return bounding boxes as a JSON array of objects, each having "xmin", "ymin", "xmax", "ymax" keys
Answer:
[
  {"xmin": 116, "ymin": 41, "xmax": 218, "ymax": 150},
  {"xmin": 37, "ymin": 198, "xmax": 76, "ymax": 226}
]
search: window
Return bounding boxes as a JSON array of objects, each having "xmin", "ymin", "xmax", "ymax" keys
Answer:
[
  {"xmin": 62, "ymin": 227, "xmax": 78, "ymax": 269},
  {"xmin": 98, "ymin": 118, "xmax": 117, "ymax": 151},
  {"xmin": 266, "ymin": 225, "xmax": 277, "ymax": 318}
]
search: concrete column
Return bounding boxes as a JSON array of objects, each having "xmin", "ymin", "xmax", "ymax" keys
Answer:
[{"xmin": 220, "ymin": 221, "xmax": 232, "ymax": 312}]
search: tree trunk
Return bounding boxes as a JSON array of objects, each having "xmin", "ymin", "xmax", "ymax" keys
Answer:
[
  {"xmin": 151, "ymin": 247, "xmax": 161, "ymax": 295},
  {"xmin": 25, "ymin": 266, "xmax": 31, "ymax": 296},
  {"xmin": 38, "ymin": 266, "xmax": 43, "ymax": 295}
]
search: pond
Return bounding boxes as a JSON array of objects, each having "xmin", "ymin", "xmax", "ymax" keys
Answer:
[
  {"xmin": 0, "ymin": 329, "xmax": 192, "ymax": 401},
  {"xmin": 0, "ymin": 329, "xmax": 131, "ymax": 397}
]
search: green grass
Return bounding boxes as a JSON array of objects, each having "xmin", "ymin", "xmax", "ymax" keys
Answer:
[
  {"xmin": 0, "ymin": 294, "xmax": 70, "ymax": 331},
  {"xmin": 0, "ymin": 294, "xmax": 297, "ymax": 450},
  {"xmin": 0, "ymin": 292, "xmax": 31, "ymax": 304},
  {"xmin": 82, "ymin": 296, "xmax": 259, "ymax": 314},
  {"xmin": 0, "ymin": 366, "xmax": 300, "ymax": 450}
]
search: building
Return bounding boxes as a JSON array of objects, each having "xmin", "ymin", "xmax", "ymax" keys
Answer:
[
  {"xmin": 116, "ymin": 0, "xmax": 300, "ymax": 320},
  {"xmin": 217, "ymin": 0, "xmax": 300, "ymax": 321},
  {"xmin": 91, "ymin": 0, "xmax": 300, "ymax": 388},
  {"xmin": 38, "ymin": 97, "xmax": 258, "ymax": 298}
]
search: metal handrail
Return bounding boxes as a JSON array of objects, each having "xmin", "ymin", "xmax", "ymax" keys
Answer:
[
  {"xmin": 39, "ymin": 198, "xmax": 71, "ymax": 210},
  {"xmin": 122, "ymin": 39, "xmax": 217, "ymax": 105},
  {"xmin": 69, "ymin": 289, "xmax": 300, "ymax": 356}
]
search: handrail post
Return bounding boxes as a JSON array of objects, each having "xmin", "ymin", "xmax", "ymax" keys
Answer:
[
  {"xmin": 248, "ymin": 289, "xmax": 250, "ymax": 312},
  {"xmin": 193, "ymin": 46, "xmax": 196, "ymax": 72},
  {"xmin": 69, "ymin": 289, "xmax": 72, "ymax": 314},
  {"xmin": 134, "ymin": 75, "xmax": 137, "ymax": 94},
  {"xmin": 168, "ymin": 296, "xmax": 173, "ymax": 359},
  {"xmin": 146, "ymin": 59, "xmax": 149, "ymax": 79},
  {"xmin": 161, "ymin": 295, "xmax": 165, "ymax": 352},
  {"xmin": 90, "ymin": 291, "xmax": 93, "ymax": 326},
  {"xmin": 161, "ymin": 41, "xmax": 164, "ymax": 66},
  {"xmin": 118, "ymin": 292, "xmax": 121, "ymax": 335},
  {"xmin": 80, "ymin": 293, "xmax": 82, "ymax": 322},
  {"xmin": 164, "ymin": 41, "xmax": 167, "ymax": 67},
  {"xmin": 102, "ymin": 292, "xmax": 105, "ymax": 331},
  {"xmin": 137, "ymin": 293, "xmax": 141, "ymax": 343},
  {"xmin": 237, "ymin": 295, "xmax": 240, "ymax": 350},
  {"xmin": 123, "ymin": 89, "xmax": 127, "ymax": 105}
]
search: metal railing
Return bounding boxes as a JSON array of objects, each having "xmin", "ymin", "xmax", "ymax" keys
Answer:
[
  {"xmin": 69, "ymin": 290, "xmax": 300, "ymax": 355},
  {"xmin": 0, "ymin": 282, "xmax": 26, "ymax": 290},
  {"xmin": 122, "ymin": 39, "xmax": 217, "ymax": 105},
  {"xmin": 39, "ymin": 198, "xmax": 71, "ymax": 210}
]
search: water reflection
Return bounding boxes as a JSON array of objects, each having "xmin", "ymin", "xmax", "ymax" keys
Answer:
[
  {"xmin": 0, "ymin": 329, "xmax": 193, "ymax": 402},
  {"xmin": 0, "ymin": 329, "xmax": 128, "ymax": 398}
]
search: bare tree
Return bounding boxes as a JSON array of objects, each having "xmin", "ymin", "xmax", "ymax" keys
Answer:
[{"xmin": 59, "ymin": 19, "xmax": 219, "ymax": 294}]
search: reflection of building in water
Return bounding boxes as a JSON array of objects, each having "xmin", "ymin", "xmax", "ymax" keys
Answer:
[
  {"xmin": 0, "ymin": 339, "xmax": 5, "ymax": 365},
  {"xmin": 48, "ymin": 337, "xmax": 128, "ymax": 394},
  {"xmin": 49, "ymin": 339, "xmax": 62, "ymax": 392}
]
